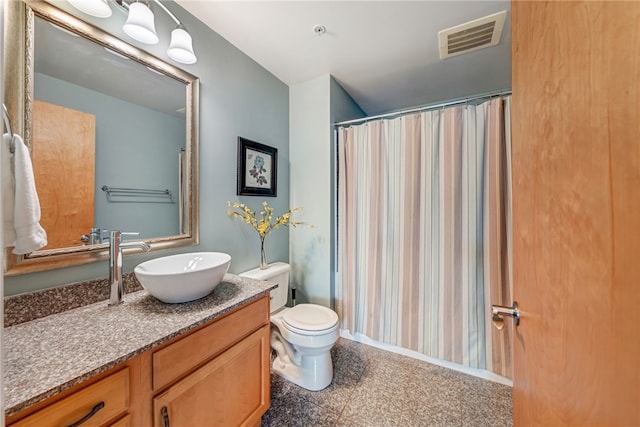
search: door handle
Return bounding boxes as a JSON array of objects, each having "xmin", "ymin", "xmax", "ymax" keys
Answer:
[{"xmin": 492, "ymin": 302, "xmax": 520, "ymax": 329}]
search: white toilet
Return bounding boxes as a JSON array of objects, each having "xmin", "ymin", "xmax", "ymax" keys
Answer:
[{"xmin": 240, "ymin": 262, "xmax": 339, "ymax": 391}]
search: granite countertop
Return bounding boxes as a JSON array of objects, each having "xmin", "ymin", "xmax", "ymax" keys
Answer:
[{"xmin": 4, "ymin": 273, "xmax": 276, "ymax": 418}]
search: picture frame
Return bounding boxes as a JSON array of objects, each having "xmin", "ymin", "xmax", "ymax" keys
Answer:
[{"xmin": 236, "ymin": 137, "xmax": 278, "ymax": 197}]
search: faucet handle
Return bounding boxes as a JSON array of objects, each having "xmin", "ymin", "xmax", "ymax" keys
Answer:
[
  {"xmin": 120, "ymin": 232, "xmax": 141, "ymax": 241},
  {"xmin": 101, "ymin": 230, "xmax": 141, "ymax": 244},
  {"xmin": 120, "ymin": 232, "xmax": 151, "ymax": 252}
]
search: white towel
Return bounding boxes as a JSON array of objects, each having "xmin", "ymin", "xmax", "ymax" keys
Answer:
[
  {"xmin": 2, "ymin": 133, "xmax": 16, "ymax": 247},
  {"xmin": 2, "ymin": 133, "xmax": 47, "ymax": 254}
]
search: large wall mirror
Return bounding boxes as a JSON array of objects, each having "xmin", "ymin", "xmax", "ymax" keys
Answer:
[{"xmin": 3, "ymin": 0, "xmax": 200, "ymax": 275}]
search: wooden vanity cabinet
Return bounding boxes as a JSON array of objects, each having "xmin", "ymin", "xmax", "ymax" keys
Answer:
[
  {"xmin": 6, "ymin": 295, "xmax": 271, "ymax": 427},
  {"xmin": 153, "ymin": 325, "xmax": 270, "ymax": 427},
  {"xmin": 150, "ymin": 296, "xmax": 271, "ymax": 427}
]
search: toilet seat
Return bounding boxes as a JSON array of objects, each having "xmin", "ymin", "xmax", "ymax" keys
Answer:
[{"xmin": 281, "ymin": 304, "xmax": 339, "ymax": 336}]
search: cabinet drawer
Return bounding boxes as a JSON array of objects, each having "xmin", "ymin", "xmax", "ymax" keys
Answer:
[
  {"xmin": 153, "ymin": 296, "xmax": 269, "ymax": 391},
  {"xmin": 11, "ymin": 368, "xmax": 129, "ymax": 427}
]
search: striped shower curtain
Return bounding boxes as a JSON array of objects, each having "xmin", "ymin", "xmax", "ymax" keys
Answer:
[{"xmin": 337, "ymin": 97, "xmax": 513, "ymax": 377}]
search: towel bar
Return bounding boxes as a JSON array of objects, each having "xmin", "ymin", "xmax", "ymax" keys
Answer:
[{"xmin": 101, "ymin": 185, "xmax": 174, "ymax": 203}]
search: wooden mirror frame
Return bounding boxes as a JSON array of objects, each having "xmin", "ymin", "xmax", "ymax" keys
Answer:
[{"xmin": 3, "ymin": 0, "xmax": 200, "ymax": 275}]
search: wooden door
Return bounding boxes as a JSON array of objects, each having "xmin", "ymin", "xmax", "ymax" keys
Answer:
[
  {"xmin": 32, "ymin": 100, "xmax": 95, "ymax": 249},
  {"xmin": 512, "ymin": 1, "xmax": 640, "ymax": 425},
  {"xmin": 153, "ymin": 326, "xmax": 270, "ymax": 427}
]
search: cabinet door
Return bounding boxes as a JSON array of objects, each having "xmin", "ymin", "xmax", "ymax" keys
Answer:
[
  {"xmin": 153, "ymin": 297, "xmax": 269, "ymax": 391},
  {"xmin": 109, "ymin": 415, "xmax": 130, "ymax": 427},
  {"xmin": 153, "ymin": 325, "xmax": 270, "ymax": 427}
]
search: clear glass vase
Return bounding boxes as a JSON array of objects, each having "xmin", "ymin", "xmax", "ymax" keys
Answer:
[{"xmin": 260, "ymin": 236, "xmax": 268, "ymax": 270}]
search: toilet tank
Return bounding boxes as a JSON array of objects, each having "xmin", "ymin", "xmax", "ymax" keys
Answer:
[{"xmin": 239, "ymin": 262, "xmax": 290, "ymax": 313}]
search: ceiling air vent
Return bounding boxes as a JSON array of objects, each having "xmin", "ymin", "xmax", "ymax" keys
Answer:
[{"xmin": 438, "ymin": 11, "xmax": 507, "ymax": 59}]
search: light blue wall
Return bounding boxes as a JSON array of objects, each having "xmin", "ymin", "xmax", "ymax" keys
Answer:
[
  {"xmin": 329, "ymin": 77, "xmax": 366, "ymax": 305},
  {"xmin": 289, "ymin": 74, "xmax": 364, "ymax": 307},
  {"xmin": 330, "ymin": 77, "xmax": 366, "ymax": 127},
  {"xmin": 290, "ymin": 75, "xmax": 331, "ymax": 306},
  {"xmin": 35, "ymin": 73, "xmax": 183, "ymax": 238},
  {"xmin": 5, "ymin": 1, "xmax": 289, "ymax": 295}
]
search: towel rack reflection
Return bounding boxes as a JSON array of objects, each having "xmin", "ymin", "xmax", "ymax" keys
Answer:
[
  {"xmin": 101, "ymin": 185, "xmax": 175, "ymax": 203},
  {"xmin": 2, "ymin": 103, "xmax": 15, "ymax": 153}
]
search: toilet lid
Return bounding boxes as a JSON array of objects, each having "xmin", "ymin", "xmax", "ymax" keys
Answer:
[{"xmin": 282, "ymin": 304, "xmax": 339, "ymax": 332}]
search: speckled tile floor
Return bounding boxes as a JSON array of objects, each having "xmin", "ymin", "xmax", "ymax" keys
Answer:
[{"xmin": 261, "ymin": 338, "xmax": 512, "ymax": 427}]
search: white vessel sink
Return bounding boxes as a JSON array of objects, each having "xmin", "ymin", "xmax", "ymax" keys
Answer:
[{"xmin": 134, "ymin": 252, "xmax": 231, "ymax": 303}]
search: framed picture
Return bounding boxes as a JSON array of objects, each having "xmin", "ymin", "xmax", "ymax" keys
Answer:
[{"xmin": 237, "ymin": 137, "xmax": 278, "ymax": 196}]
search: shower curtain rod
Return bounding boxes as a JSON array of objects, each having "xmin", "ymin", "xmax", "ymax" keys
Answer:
[{"xmin": 333, "ymin": 88, "xmax": 512, "ymax": 127}]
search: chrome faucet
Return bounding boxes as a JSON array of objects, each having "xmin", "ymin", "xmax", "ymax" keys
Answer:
[
  {"xmin": 80, "ymin": 227, "xmax": 103, "ymax": 245},
  {"xmin": 107, "ymin": 231, "xmax": 150, "ymax": 305}
]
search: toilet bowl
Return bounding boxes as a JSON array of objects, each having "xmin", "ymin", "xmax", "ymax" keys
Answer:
[{"xmin": 240, "ymin": 262, "xmax": 339, "ymax": 391}]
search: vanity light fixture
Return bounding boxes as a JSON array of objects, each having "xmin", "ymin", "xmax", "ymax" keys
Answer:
[
  {"xmin": 67, "ymin": 0, "xmax": 113, "ymax": 18},
  {"xmin": 123, "ymin": 1, "xmax": 159, "ymax": 44},
  {"xmin": 167, "ymin": 24, "xmax": 196, "ymax": 64},
  {"xmin": 66, "ymin": 0, "xmax": 197, "ymax": 64},
  {"xmin": 152, "ymin": 0, "xmax": 197, "ymax": 64}
]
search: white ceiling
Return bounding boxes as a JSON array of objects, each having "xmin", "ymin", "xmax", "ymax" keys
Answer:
[{"xmin": 176, "ymin": 0, "xmax": 512, "ymax": 115}]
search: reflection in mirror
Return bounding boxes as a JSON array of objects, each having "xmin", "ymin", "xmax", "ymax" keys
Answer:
[
  {"xmin": 34, "ymin": 16, "xmax": 186, "ymax": 250},
  {"xmin": 4, "ymin": 1, "xmax": 199, "ymax": 275}
]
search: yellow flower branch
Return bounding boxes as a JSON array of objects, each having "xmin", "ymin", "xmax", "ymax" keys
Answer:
[{"xmin": 227, "ymin": 200, "xmax": 312, "ymax": 238}]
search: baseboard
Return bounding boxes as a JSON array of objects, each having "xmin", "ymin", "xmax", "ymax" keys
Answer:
[{"xmin": 339, "ymin": 329, "xmax": 513, "ymax": 387}]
